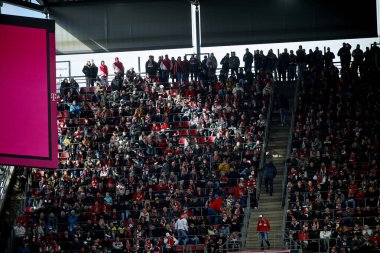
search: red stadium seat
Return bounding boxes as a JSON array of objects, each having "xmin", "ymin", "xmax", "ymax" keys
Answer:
[
  {"xmin": 173, "ymin": 122, "xmax": 181, "ymax": 129},
  {"xmin": 176, "ymin": 245, "xmax": 184, "ymax": 252},
  {"xmin": 78, "ymin": 95, "xmax": 85, "ymax": 102},
  {"xmin": 196, "ymin": 244, "xmax": 205, "ymax": 252},
  {"xmin": 198, "ymin": 137, "xmax": 207, "ymax": 144},
  {"xmin": 89, "ymin": 86, "xmax": 96, "ymax": 93},
  {"xmin": 208, "ymin": 136, "xmax": 215, "ymax": 143},
  {"xmin": 80, "ymin": 87, "xmax": 87, "ymax": 94},
  {"xmin": 189, "ymin": 129, "xmax": 198, "ymax": 135},
  {"xmin": 180, "ymin": 129, "xmax": 189, "ymax": 136},
  {"xmin": 181, "ymin": 121, "xmax": 190, "ymax": 128}
]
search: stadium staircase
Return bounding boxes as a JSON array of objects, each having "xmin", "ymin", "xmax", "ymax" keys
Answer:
[{"xmin": 245, "ymin": 81, "xmax": 297, "ymax": 250}]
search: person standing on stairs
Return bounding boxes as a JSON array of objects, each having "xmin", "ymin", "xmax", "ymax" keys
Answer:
[
  {"xmin": 278, "ymin": 93, "xmax": 289, "ymax": 127},
  {"xmin": 263, "ymin": 160, "xmax": 277, "ymax": 196},
  {"xmin": 257, "ymin": 214, "xmax": 271, "ymax": 250}
]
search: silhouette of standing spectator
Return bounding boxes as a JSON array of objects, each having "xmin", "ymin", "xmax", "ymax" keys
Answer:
[
  {"xmin": 278, "ymin": 48, "xmax": 289, "ymax": 82},
  {"xmin": 265, "ymin": 49, "xmax": 278, "ymax": 81},
  {"xmin": 220, "ymin": 53, "xmax": 230, "ymax": 77},
  {"xmin": 146, "ymin": 55, "xmax": 158, "ymax": 80},
  {"xmin": 337, "ymin": 42, "xmax": 352, "ymax": 70},
  {"xmin": 296, "ymin": 45, "xmax": 306, "ymax": 80},
  {"xmin": 189, "ymin": 54, "xmax": 200, "ymax": 81},
  {"xmin": 352, "ymin": 44, "xmax": 364, "ymax": 76},
  {"xmin": 324, "ymin": 47, "xmax": 335, "ymax": 68},
  {"xmin": 229, "ymin": 52, "xmax": 240, "ymax": 76},
  {"xmin": 288, "ymin": 50, "xmax": 297, "ymax": 82},
  {"xmin": 89, "ymin": 59, "xmax": 98, "ymax": 86},
  {"xmin": 243, "ymin": 48, "xmax": 254, "ymax": 73},
  {"xmin": 82, "ymin": 61, "xmax": 92, "ymax": 88},
  {"xmin": 207, "ymin": 53, "xmax": 218, "ymax": 77}
]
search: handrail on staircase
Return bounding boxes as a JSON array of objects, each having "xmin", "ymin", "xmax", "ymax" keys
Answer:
[
  {"xmin": 281, "ymin": 79, "xmax": 300, "ymax": 248},
  {"xmin": 257, "ymin": 80, "xmax": 275, "ymax": 201},
  {"xmin": 240, "ymin": 190, "xmax": 251, "ymax": 250}
]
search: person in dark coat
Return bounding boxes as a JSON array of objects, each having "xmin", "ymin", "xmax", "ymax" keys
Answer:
[
  {"xmin": 262, "ymin": 161, "xmax": 277, "ymax": 196},
  {"xmin": 82, "ymin": 61, "xmax": 92, "ymax": 88},
  {"xmin": 90, "ymin": 59, "xmax": 98, "ymax": 86},
  {"xmin": 243, "ymin": 48, "xmax": 254, "ymax": 73},
  {"xmin": 278, "ymin": 93, "xmax": 289, "ymax": 126}
]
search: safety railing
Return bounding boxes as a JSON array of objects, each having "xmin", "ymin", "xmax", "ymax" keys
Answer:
[
  {"xmin": 257, "ymin": 81, "xmax": 275, "ymax": 201},
  {"xmin": 240, "ymin": 189, "xmax": 251, "ymax": 250},
  {"xmin": 281, "ymin": 78, "xmax": 300, "ymax": 236}
]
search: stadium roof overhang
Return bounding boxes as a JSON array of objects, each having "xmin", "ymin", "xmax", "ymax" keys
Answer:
[{"xmin": 3, "ymin": 0, "xmax": 189, "ymax": 13}]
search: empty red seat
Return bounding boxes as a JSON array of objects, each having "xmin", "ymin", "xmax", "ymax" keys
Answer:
[
  {"xmin": 89, "ymin": 86, "xmax": 96, "ymax": 93},
  {"xmin": 208, "ymin": 136, "xmax": 215, "ymax": 143},
  {"xmin": 181, "ymin": 121, "xmax": 190, "ymax": 128},
  {"xmin": 180, "ymin": 129, "xmax": 189, "ymax": 136},
  {"xmin": 189, "ymin": 129, "xmax": 198, "ymax": 136},
  {"xmin": 198, "ymin": 137, "xmax": 207, "ymax": 144},
  {"xmin": 196, "ymin": 244, "xmax": 205, "ymax": 252},
  {"xmin": 77, "ymin": 95, "xmax": 85, "ymax": 102},
  {"xmin": 173, "ymin": 122, "xmax": 181, "ymax": 129}
]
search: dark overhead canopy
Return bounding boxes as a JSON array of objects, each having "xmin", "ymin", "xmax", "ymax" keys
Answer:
[
  {"xmin": 201, "ymin": 0, "xmax": 377, "ymax": 47},
  {"xmin": 50, "ymin": 0, "xmax": 193, "ymax": 54},
  {"xmin": 4, "ymin": 0, "xmax": 188, "ymax": 12}
]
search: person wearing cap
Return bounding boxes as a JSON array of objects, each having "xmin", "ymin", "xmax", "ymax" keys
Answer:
[
  {"xmin": 257, "ymin": 214, "xmax": 271, "ymax": 250},
  {"xmin": 113, "ymin": 57, "xmax": 125, "ymax": 79}
]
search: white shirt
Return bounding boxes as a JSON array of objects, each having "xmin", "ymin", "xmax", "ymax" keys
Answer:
[
  {"xmin": 14, "ymin": 225, "xmax": 26, "ymax": 238},
  {"xmin": 175, "ymin": 217, "xmax": 188, "ymax": 231}
]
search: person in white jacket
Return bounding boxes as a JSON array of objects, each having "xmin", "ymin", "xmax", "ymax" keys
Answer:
[
  {"xmin": 319, "ymin": 225, "xmax": 331, "ymax": 251},
  {"xmin": 14, "ymin": 223, "xmax": 26, "ymax": 238},
  {"xmin": 175, "ymin": 214, "xmax": 189, "ymax": 245}
]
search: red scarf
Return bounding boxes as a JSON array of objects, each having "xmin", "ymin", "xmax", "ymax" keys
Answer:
[
  {"xmin": 99, "ymin": 64, "xmax": 108, "ymax": 77},
  {"xmin": 114, "ymin": 61, "xmax": 124, "ymax": 74}
]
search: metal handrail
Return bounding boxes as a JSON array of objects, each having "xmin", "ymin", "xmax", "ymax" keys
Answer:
[
  {"xmin": 280, "ymin": 79, "xmax": 300, "ymax": 248},
  {"xmin": 257, "ymin": 81, "xmax": 275, "ymax": 200},
  {"xmin": 240, "ymin": 190, "xmax": 251, "ymax": 250}
]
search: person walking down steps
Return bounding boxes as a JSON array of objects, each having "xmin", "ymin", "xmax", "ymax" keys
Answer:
[
  {"xmin": 262, "ymin": 160, "xmax": 277, "ymax": 196},
  {"xmin": 278, "ymin": 93, "xmax": 289, "ymax": 127},
  {"xmin": 257, "ymin": 214, "xmax": 271, "ymax": 250}
]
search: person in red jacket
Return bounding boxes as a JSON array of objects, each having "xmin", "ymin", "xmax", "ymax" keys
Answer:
[
  {"xmin": 208, "ymin": 195, "xmax": 223, "ymax": 224},
  {"xmin": 257, "ymin": 214, "xmax": 270, "ymax": 250}
]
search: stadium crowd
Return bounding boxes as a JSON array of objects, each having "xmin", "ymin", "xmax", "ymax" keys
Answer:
[
  {"xmin": 285, "ymin": 42, "xmax": 380, "ymax": 253},
  {"xmin": 11, "ymin": 41, "xmax": 380, "ymax": 253},
  {"xmin": 14, "ymin": 48, "xmax": 271, "ymax": 253}
]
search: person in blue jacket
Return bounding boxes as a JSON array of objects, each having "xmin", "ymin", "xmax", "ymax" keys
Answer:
[{"xmin": 263, "ymin": 161, "xmax": 277, "ymax": 196}]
